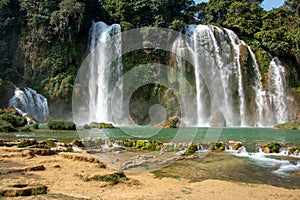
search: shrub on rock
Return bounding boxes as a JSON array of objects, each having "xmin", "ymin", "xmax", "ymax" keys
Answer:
[
  {"xmin": 32, "ymin": 123, "xmax": 39, "ymax": 129},
  {"xmin": 89, "ymin": 122, "xmax": 114, "ymax": 129},
  {"xmin": 0, "ymin": 120, "xmax": 18, "ymax": 132},
  {"xmin": 72, "ymin": 140, "xmax": 85, "ymax": 148},
  {"xmin": 212, "ymin": 142, "xmax": 225, "ymax": 151},
  {"xmin": 155, "ymin": 116, "xmax": 179, "ymax": 128},
  {"xmin": 233, "ymin": 142, "xmax": 243, "ymax": 150},
  {"xmin": 0, "ymin": 113, "xmax": 27, "ymax": 128},
  {"xmin": 264, "ymin": 142, "xmax": 281, "ymax": 153},
  {"xmin": 183, "ymin": 144, "xmax": 197, "ymax": 156},
  {"xmin": 47, "ymin": 120, "xmax": 76, "ymax": 130}
]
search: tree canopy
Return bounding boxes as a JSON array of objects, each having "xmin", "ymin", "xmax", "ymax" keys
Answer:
[{"xmin": 0, "ymin": 0, "xmax": 299, "ymax": 104}]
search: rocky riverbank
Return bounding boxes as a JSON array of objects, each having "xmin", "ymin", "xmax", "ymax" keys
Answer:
[
  {"xmin": 0, "ymin": 144, "xmax": 300, "ymax": 199},
  {"xmin": 1, "ymin": 138, "xmax": 300, "ymax": 199}
]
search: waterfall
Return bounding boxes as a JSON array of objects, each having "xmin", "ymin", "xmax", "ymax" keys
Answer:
[
  {"xmin": 87, "ymin": 21, "xmax": 122, "ymax": 124},
  {"xmin": 225, "ymin": 29, "xmax": 247, "ymax": 126},
  {"xmin": 82, "ymin": 21, "xmax": 290, "ymax": 127},
  {"xmin": 173, "ymin": 24, "xmax": 290, "ymax": 127},
  {"xmin": 8, "ymin": 87, "xmax": 49, "ymax": 122},
  {"xmin": 247, "ymin": 47, "xmax": 272, "ymax": 126},
  {"xmin": 179, "ymin": 25, "xmax": 247, "ymax": 126},
  {"xmin": 268, "ymin": 57, "xmax": 289, "ymax": 124}
]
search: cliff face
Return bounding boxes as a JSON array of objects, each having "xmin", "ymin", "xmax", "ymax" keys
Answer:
[
  {"xmin": 1, "ymin": 1, "xmax": 299, "ymax": 124},
  {"xmin": 71, "ymin": 22, "xmax": 298, "ymax": 127}
]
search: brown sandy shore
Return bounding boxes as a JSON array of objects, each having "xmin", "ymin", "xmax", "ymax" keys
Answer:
[{"xmin": 1, "ymin": 147, "xmax": 300, "ymax": 200}]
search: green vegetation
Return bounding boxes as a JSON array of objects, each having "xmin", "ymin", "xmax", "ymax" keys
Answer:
[
  {"xmin": 0, "ymin": 113, "xmax": 27, "ymax": 128},
  {"xmin": 0, "ymin": 120, "xmax": 18, "ymax": 132},
  {"xmin": 47, "ymin": 120, "xmax": 76, "ymax": 130},
  {"xmin": 232, "ymin": 142, "xmax": 243, "ymax": 150},
  {"xmin": 183, "ymin": 144, "xmax": 197, "ymax": 156},
  {"xmin": 84, "ymin": 172, "xmax": 127, "ymax": 185},
  {"xmin": 274, "ymin": 120, "xmax": 300, "ymax": 130},
  {"xmin": 123, "ymin": 140, "xmax": 162, "ymax": 151},
  {"xmin": 45, "ymin": 139, "xmax": 56, "ymax": 148},
  {"xmin": 89, "ymin": 122, "xmax": 115, "ymax": 129},
  {"xmin": 20, "ymin": 125, "xmax": 31, "ymax": 132},
  {"xmin": 17, "ymin": 139, "xmax": 37, "ymax": 148},
  {"xmin": 264, "ymin": 142, "xmax": 282, "ymax": 153},
  {"xmin": 194, "ymin": 0, "xmax": 299, "ymax": 90},
  {"xmin": 72, "ymin": 139, "xmax": 85, "ymax": 147},
  {"xmin": 164, "ymin": 117, "xmax": 180, "ymax": 128},
  {"xmin": 0, "ymin": 107, "xmax": 27, "ymax": 132},
  {"xmin": 289, "ymin": 146, "xmax": 300, "ymax": 154},
  {"xmin": 0, "ymin": 0, "xmax": 299, "ymax": 120},
  {"xmin": 32, "ymin": 123, "xmax": 39, "ymax": 129},
  {"xmin": 212, "ymin": 142, "xmax": 226, "ymax": 151}
]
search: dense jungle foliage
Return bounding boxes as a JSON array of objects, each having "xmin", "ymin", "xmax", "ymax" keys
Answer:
[{"xmin": 0, "ymin": 0, "xmax": 299, "ymax": 116}]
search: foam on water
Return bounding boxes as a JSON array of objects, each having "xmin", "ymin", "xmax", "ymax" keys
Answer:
[{"xmin": 226, "ymin": 146, "xmax": 300, "ymax": 176}]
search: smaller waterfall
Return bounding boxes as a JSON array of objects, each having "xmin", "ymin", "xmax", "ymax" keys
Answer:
[
  {"xmin": 226, "ymin": 30, "xmax": 247, "ymax": 126},
  {"xmin": 87, "ymin": 21, "xmax": 122, "ymax": 124},
  {"xmin": 247, "ymin": 47, "xmax": 271, "ymax": 126},
  {"xmin": 9, "ymin": 87, "xmax": 49, "ymax": 122},
  {"xmin": 268, "ymin": 57, "xmax": 289, "ymax": 124}
]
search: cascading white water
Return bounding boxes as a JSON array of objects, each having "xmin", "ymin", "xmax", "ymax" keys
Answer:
[
  {"xmin": 173, "ymin": 24, "xmax": 290, "ymax": 127},
  {"xmin": 84, "ymin": 21, "xmax": 290, "ymax": 127},
  {"xmin": 179, "ymin": 25, "xmax": 247, "ymax": 126},
  {"xmin": 87, "ymin": 21, "xmax": 122, "ymax": 123},
  {"xmin": 247, "ymin": 47, "xmax": 272, "ymax": 126},
  {"xmin": 8, "ymin": 87, "xmax": 49, "ymax": 122},
  {"xmin": 268, "ymin": 57, "xmax": 289, "ymax": 124},
  {"xmin": 225, "ymin": 29, "xmax": 247, "ymax": 126},
  {"xmin": 171, "ymin": 33, "xmax": 198, "ymax": 126}
]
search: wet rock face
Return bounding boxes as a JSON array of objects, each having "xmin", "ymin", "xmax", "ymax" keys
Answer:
[
  {"xmin": 209, "ymin": 112, "xmax": 226, "ymax": 127},
  {"xmin": 155, "ymin": 116, "xmax": 180, "ymax": 128}
]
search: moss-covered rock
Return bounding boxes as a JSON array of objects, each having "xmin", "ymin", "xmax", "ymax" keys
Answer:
[
  {"xmin": 233, "ymin": 143, "xmax": 243, "ymax": 150},
  {"xmin": 84, "ymin": 172, "xmax": 127, "ymax": 184},
  {"xmin": 17, "ymin": 139, "xmax": 38, "ymax": 148},
  {"xmin": 155, "ymin": 116, "xmax": 179, "ymax": 128},
  {"xmin": 263, "ymin": 142, "xmax": 282, "ymax": 153},
  {"xmin": 89, "ymin": 122, "xmax": 114, "ymax": 129},
  {"xmin": 71, "ymin": 140, "xmax": 85, "ymax": 148},
  {"xmin": 212, "ymin": 142, "xmax": 225, "ymax": 151},
  {"xmin": 274, "ymin": 120, "xmax": 300, "ymax": 130},
  {"xmin": 45, "ymin": 139, "xmax": 57, "ymax": 148},
  {"xmin": 47, "ymin": 120, "xmax": 76, "ymax": 130},
  {"xmin": 183, "ymin": 144, "xmax": 197, "ymax": 156}
]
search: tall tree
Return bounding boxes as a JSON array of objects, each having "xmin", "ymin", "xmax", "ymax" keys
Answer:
[
  {"xmin": 224, "ymin": 1, "xmax": 263, "ymax": 35},
  {"xmin": 50, "ymin": 0, "xmax": 85, "ymax": 42}
]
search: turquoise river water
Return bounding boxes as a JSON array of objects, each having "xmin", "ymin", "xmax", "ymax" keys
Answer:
[{"xmin": 1, "ymin": 127, "xmax": 300, "ymax": 189}]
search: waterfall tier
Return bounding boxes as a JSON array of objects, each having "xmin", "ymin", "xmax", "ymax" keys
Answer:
[
  {"xmin": 87, "ymin": 21, "xmax": 122, "ymax": 123},
  {"xmin": 75, "ymin": 22, "xmax": 290, "ymax": 127},
  {"xmin": 173, "ymin": 25, "xmax": 289, "ymax": 126},
  {"xmin": 9, "ymin": 87, "xmax": 49, "ymax": 122}
]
